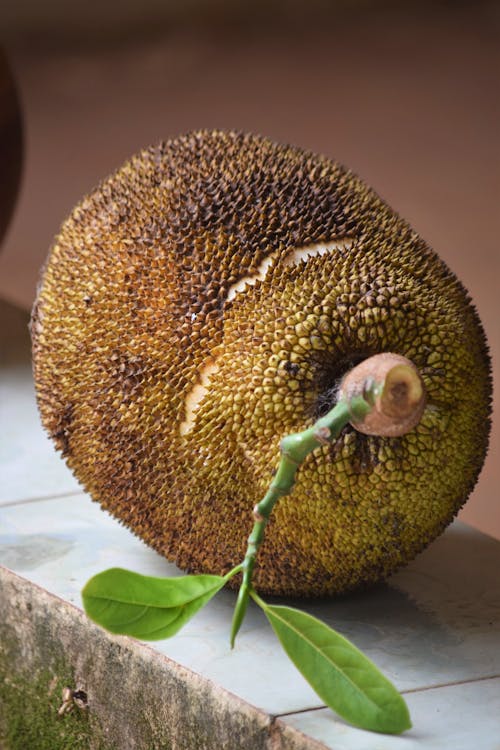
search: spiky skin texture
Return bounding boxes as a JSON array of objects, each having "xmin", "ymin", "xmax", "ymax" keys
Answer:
[{"xmin": 32, "ymin": 130, "xmax": 491, "ymax": 596}]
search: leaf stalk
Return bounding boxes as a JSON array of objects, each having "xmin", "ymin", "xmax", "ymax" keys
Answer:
[{"xmin": 230, "ymin": 393, "xmax": 373, "ymax": 646}]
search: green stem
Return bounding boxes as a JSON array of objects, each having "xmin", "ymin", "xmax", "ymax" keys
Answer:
[
  {"xmin": 230, "ymin": 392, "xmax": 374, "ymax": 647},
  {"xmin": 224, "ymin": 563, "xmax": 244, "ymax": 582}
]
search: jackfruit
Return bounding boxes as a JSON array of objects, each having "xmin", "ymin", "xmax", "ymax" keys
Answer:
[{"xmin": 31, "ymin": 130, "xmax": 491, "ymax": 596}]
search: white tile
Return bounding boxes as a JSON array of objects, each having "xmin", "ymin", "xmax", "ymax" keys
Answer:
[
  {"xmin": 0, "ymin": 364, "xmax": 81, "ymax": 504},
  {"xmin": 1, "ymin": 493, "xmax": 499, "ymax": 718},
  {"xmin": 280, "ymin": 678, "xmax": 500, "ymax": 750},
  {"xmin": 0, "ymin": 492, "xmax": 319, "ymax": 714}
]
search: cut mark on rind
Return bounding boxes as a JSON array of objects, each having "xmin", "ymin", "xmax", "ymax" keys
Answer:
[
  {"xmin": 284, "ymin": 238, "xmax": 353, "ymax": 267},
  {"xmin": 226, "ymin": 239, "xmax": 352, "ymax": 305},
  {"xmin": 179, "ymin": 360, "xmax": 219, "ymax": 436},
  {"xmin": 180, "ymin": 238, "xmax": 352, "ymax": 436},
  {"xmin": 226, "ymin": 252, "xmax": 278, "ymax": 303}
]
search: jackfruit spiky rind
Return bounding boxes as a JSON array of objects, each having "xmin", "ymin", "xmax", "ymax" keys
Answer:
[{"xmin": 32, "ymin": 130, "xmax": 491, "ymax": 596}]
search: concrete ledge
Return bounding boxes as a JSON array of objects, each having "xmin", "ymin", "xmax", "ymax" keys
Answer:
[{"xmin": 0, "ymin": 566, "xmax": 320, "ymax": 750}]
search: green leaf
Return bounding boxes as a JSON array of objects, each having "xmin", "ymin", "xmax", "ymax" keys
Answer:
[
  {"xmin": 82, "ymin": 568, "xmax": 227, "ymax": 640},
  {"xmin": 263, "ymin": 604, "xmax": 411, "ymax": 734}
]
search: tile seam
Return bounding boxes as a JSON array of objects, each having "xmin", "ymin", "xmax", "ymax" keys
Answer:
[
  {"xmin": 0, "ymin": 490, "xmax": 86, "ymax": 508},
  {"xmin": 272, "ymin": 674, "xmax": 500, "ymax": 720},
  {"xmin": 400, "ymin": 673, "xmax": 500, "ymax": 694}
]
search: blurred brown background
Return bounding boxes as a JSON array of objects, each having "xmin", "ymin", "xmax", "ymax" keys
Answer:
[{"xmin": 1, "ymin": 1, "xmax": 498, "ymax": 536}]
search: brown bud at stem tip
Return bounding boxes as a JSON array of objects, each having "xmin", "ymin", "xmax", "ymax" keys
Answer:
[{"xmin": 339, "ymin": 353, "xmax": 426, "ymax": 437}]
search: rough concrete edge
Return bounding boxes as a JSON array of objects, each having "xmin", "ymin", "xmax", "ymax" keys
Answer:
[
  {"xmin": 1, "ymin": 565, "xmax": 286, "ymax": 749},
  {"xmin": 0, "ymin": 564, "xmax": 339, "ymax": 749},
  {"xmin": 268, "ymin": 716, "xmax": 331, "ymax": 750}
]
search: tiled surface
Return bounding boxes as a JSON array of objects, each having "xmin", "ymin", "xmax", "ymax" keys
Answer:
[
  {"xmin": 0, "ymin": 366, "xmax": 82, "ymax": 504},
  {"xmin": 281, "ymin": 678, "xmax": 500, "ymax": 750},
  {"xmin": 0, "ymin": 300, "xmax": 81, "ymax": 504},
  {"xmin": 1, "ymin": 492, "xmax": 500, "ymax": 722},
  {"xmin": 2, "ymin": 297, "xmax": 500, "ymax": 747}
]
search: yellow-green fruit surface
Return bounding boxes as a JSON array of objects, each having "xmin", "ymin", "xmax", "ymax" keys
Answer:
[{"xmin": 31, "ymin": 130, "xmax": 491, "ymax": 596}]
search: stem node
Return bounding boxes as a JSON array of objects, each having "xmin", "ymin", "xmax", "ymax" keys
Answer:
[
  {"xmin": 313, "ymin": 426, "xmax": 331, "ymax": 444},
  {"xmin": 253, "ymin": 505, "xmax": 265, "ymax": 522}
]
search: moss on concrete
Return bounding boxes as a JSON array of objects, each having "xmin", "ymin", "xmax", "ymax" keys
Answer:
[
  {"xmin": 0, "ymin": 661, "xmax": 114, "ymax": 750},
  {"xmin": 0, "ymin": 568, "xmax": 276, "ymax": 749}
]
